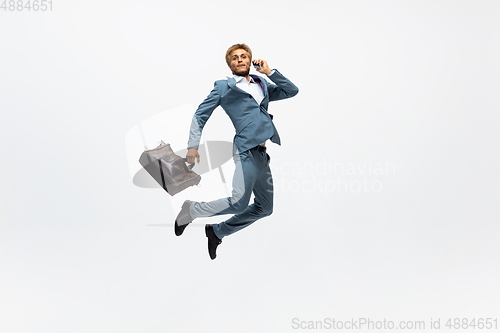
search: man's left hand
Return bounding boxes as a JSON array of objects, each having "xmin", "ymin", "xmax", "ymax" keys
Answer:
[{"xmin": 253, "ymin": 59, "xmax": 272, "ymax": 75}]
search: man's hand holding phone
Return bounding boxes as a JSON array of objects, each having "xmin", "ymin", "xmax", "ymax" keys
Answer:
[{"xmin": 253, "ymin": 59, "xmax": 272, "ymax": 75}]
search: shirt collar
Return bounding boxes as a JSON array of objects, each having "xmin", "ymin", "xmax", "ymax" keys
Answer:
[{"xmin": 233, "ymin": 74, "xmax": 256, "ymax": 84}]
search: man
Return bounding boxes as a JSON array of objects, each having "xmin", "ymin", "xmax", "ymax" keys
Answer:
[{"xmin": 175, "ymin": 43, "xmax": 298, "ymax": 260}]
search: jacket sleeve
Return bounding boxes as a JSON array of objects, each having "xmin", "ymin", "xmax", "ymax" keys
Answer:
[
  {"xmin": 187, "ymin": 82, "xmax": 221, "ymax": 150},
  {"xmin": 267, "ymin": 69, "xmax": 299, "ymax": 102}
]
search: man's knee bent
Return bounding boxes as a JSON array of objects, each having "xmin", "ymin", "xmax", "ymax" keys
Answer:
[
  {"xmin": 229, "ymin": 197, "xmax": 251, "ymax": 214},
  {"xmin": 259, "ymin": 205, "xmax": 273, "ymax": 217},
  {"xmin": 265, "ymin": 206, "xmax": 273, "ymax": 216}
]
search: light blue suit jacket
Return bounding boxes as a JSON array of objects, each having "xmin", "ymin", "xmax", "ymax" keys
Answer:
[{"xmin": 187, "ymin": 69, "xmax": 299, "ymax": 155}]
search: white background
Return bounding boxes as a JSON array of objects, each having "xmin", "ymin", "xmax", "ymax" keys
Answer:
[{"xmin": 1, "ymin": 0, "xmax": 499, "ymax": 332}]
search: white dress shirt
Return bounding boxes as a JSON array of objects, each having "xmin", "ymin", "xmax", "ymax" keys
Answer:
[
  {"xmin": 232, "ymin": 70, "xmax": 275, "ymax": 147},
  {"xmin": 234, "ymin": 75, "xmax": 265, "ymax": 105}
]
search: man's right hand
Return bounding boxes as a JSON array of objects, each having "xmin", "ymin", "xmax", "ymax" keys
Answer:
[{"xmin": 186, "ymin": 148, "xmax": 200, "ymax": 164}]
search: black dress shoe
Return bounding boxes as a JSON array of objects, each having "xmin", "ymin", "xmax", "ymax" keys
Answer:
[
  {"xmin": 174, "ymin": 200, "xmax": 194, "ymax": 236},
  {"xmin": 205, "ymin": 224, "xmax": 222, "ymax": 260}
]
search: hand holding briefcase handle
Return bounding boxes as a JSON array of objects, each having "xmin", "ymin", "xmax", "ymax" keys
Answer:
[{"xmin": 186, "ymin": 147, "xmax": 200, "ymax": 164}]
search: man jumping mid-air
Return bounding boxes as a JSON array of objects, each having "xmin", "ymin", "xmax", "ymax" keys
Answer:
[{"xmin": 175, "ymin": 43, "xmax": 298, "ymax": 260}]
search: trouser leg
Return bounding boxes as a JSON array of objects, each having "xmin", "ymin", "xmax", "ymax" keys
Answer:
[
  {"xmin": 188, "ymin": 148, "xmax": 273, "ymax": 239},
  {"xmin": 188, "ymin": 149, "xmax": 255, "ymax": 219},
  {"xmin": 212, "ymin": 151, "xmax": 273, "ymax": 238}
]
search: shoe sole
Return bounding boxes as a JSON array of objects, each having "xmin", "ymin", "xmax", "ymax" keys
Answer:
[
  {"xmin": 174, "ymin": 220, "xmax": 186, "ymax": 236},
  {"xmin": 205, "ymin": 225, "xmax": 215, "ymax": 260},
  {"xmin": 175, "ymin": 200, "xmax": 192, "ymax": 236},
  {"xmin": 205, "ymin": 225, "xmax": 221, "ymax": 260}
]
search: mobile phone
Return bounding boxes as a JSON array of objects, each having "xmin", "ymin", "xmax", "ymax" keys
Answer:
[{"xmin": 253, "ymin": 61, "xmax": 261, "ymax": 70}]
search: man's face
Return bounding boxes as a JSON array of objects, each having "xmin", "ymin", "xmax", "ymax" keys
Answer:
[{"xmin": 229, "ymin": 49, "xmax": 251, "ymax": 76}]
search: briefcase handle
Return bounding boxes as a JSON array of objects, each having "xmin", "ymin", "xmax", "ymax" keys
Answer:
[{"xmin": 182, "ymin": 158, "xmax": 195, "ymax": 170}]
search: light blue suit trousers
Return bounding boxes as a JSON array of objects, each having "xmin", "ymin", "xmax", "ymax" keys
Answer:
[
  {"xmin": 186, "ymin": 69, "xmax": 298, "ymax": 239},
  {"xmin": 189, "ymin": 146, "xmax": 273, "ymax": 239}
]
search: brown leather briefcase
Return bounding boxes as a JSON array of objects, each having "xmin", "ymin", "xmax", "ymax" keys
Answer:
[{"xmin": 139, "ymin": 141, "xmax": 201, "ymax": 196}]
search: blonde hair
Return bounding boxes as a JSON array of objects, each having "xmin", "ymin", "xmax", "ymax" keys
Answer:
[{"xmin": 225, "ymin": 43, "xmax": 252, "ymax": 68}]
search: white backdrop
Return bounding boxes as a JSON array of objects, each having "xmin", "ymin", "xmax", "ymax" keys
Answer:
[{"xmin": 1, "ymin": 1, "xmax": 499, "ymax": 332}]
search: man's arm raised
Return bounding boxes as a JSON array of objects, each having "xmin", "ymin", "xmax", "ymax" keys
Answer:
[{"xmin": 254, "ymin": 58, "xmax": 299, "ymax": 101}]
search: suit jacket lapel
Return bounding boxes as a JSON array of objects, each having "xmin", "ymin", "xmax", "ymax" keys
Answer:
[
  {"xmin": 227, "ymin": 77, "xmax": 247, "ymax": 94},
  {"xmin": 228, "ymin": 75, "xmax": 268, "ymax": 104}
]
